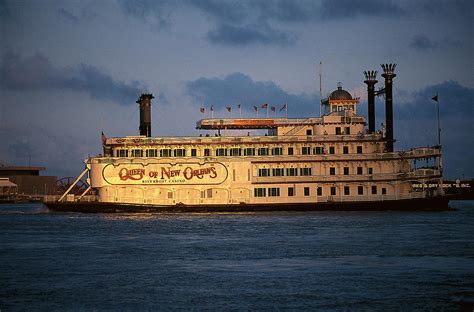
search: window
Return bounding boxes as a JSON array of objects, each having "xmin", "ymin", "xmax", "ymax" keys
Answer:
[
  {"xmin": 329, "ymin": 167, "xmax": 336, "ymax": 175},
  {"xmin": 344, "ymin": 186, "xmax": 350, "ymax": 195},
  {"xmin": 317, "ymin": 187, "xmax": 322, "ymax": 196},
  {"xmin": 357, "ymin": 167, "xmax": 363, "ymax": 175},
  {"xmin": 306, "ymin": 129, "xmax": 312, "ymax": 135},
  {"xmin": 336, "ymin": 127, "xmax": 341, "ymax": 135},
  {"xmin": 174, "ymin": 149, "xmax": 186, "ymax": 157},
  {"xmin": 272, "ymin": 147, "xmax": 283, "ymax": 156},
  {"xmin": 345, "ymin": 127, "xmax": 350, "ymax": 135},
  {"xmin": 300, "ymin": 168, "xmax": 312, "ymax": 176},
  {"xmin": 131, "ymin": 149, "xmax": 143, "ymax": 157},
  {"xmin": 343, "ymin": 146, "xmax": 349, "ymax": 154},
  {"xmin": 216, "ymin": 148, "xmax": 227, "ymax": 156},
  {"xmin": 343, "ymin": 167, "xmax": 349, "ymax": 175},
  {"xmin": 117, "ymin": 149, "xmax": 128, "ymax": 157},
  {"xmin": 286, "ymin": 168, "xmax": 298, "ymax": 176},
  {"xmin": 258, "ymin": 168, "xmax": 270, "ymax": 177},
  {"xmin": 358, "ymin": 186, "xmax": 364, "ymax": 195},
  {"xmin": 382, "ymin": 188, "xmax": 387, "ymax": 195},
  {"xmin": 268, "ymin": 188, "xmax": 280, "ymax": 197},
  {"xmin": 146, "ymin": 149, "xmax": 157, "ymax": 157},
  {"xmin": 244, "ymin": 148, "xmax": 255, "ymax": 156},
  {"xmin": 160, "ymin": 149, "xmax": 171, "ymax": 157},
  {"xmin": 204, "ymin": 148, "xmax": 210, "ymax": 157},
  {"xmin": 254, "ymin": 188, "xmax": 266, "ymax": 197},
  {"xmin": 314, "ymin": 146, "xmax": 324, "ymax": 155},
  {"xmin": 230, "ymin": 148, "xmax": 241, "ymax": 156},
  {"xmin": 368, "ymin": 168, "xmax": 373, "ymax": 174},
  {"xmin": 288, "ymin": 147, "xmax": 294, "ymax": 155},
  {"xmin": 372, "ymin": 186, "xmax": 377, "ymax": 194},
  {"xmin": 302, "ymin": 147, "xmax": 311, "ymax": 155},
  {"xmin": 288, "ymin": 187, "xmax": 295, "ymax": 197},
  {"xmin": 272, "ymin": 168, "xmax": 284, "ymax": 176},
  {"xmin": 329, "ymin": 146, "xmax": 335, "ymax": 154},
  {"xmin": 330, "ymin": 187, "xmax": 336, "ymax": 196},
  {"xmin": 191, "ymin": 149, "xmax": 197, "ymax": 157},
  {"xmin": 357, "ymin": 146, "xmax": 363, "ymax": 154},
  {"xmin": 258, "ymin": 148, "xmax": 269, "ymax": 156},
  {"xmin": 304, "ymin": 187, "xmax": 310, "ymax": 196}
]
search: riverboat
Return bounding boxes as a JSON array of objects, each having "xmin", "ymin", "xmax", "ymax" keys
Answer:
[{"xmin": 45, "ymin": 64, "xmax": 449, "ymax": 212}]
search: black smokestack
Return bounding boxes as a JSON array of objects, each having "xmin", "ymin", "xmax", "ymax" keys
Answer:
[
  {"xmin": 137, "ymin": 93, "xmax": 154, "ymax": 137},
  {"xmin": 363, "ymin": 70, "xmax": 378, "ymax": 134},
  {"xmin": 381, "ymin": 64, "xmax": 396, "ymax": 152}
]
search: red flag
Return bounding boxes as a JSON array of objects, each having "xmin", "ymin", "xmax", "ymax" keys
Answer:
[
  {"xmin": 261, "ymin": 103, "xmax": 268, "ymax": 108},
  {"xmin": 253, "ymin": 106, "xmax": 258, "ymax": 111},
  {"xmin": 200, "ymin": 107, "xmax": 205, "ymax": 113},
  {"xmin": 271, "ymin": 106, "xmax": 276, "ymax": 112},
  {"xmin": 280, "ymin": 104, "xmax": 287, "ymax": 111},
  {"xmin": 226, "ymin": 106, "xmax": 232, "ymax": 112},
  {"xmin": 210, "ymin": 105, "xmax": 214, "ymax": 111}
]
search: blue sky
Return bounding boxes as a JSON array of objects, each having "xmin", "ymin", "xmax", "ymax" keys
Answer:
[{"xmin": 0, "ymin": 0, "xmax": 472, "ymax": 179}]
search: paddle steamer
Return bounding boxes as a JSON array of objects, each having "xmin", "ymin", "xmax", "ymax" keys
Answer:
[{"xmin": 46, "ymin": 64, "xmax": 448, "ymax": 212}]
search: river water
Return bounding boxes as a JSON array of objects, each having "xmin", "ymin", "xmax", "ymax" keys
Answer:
[{"xmin": 1, "ymin": 201, "xmax": 473, "ymax": 311}]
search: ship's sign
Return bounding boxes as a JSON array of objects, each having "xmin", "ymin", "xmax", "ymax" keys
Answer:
[{"xmin": 102, "ymin": 162, "xmax": 228, "ymax": 185}]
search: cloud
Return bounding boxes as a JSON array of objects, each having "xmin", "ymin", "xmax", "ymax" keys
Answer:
[
  {"xmin": 392, "ymin": 80, "xmax": 474, "ymax": 178},
  {"xmin": 0, "ymin": 51, "xmax": 148, "ymax": 106},
  {"xmin": 206, "ymin": 22, "xmax": 296, "ymax": 47},
  {"xmin": 119, "ymin": 0, "xmax": 405, "ymax": 47},
  {"xmin": 185, "ymin": 72, "xmax": 317, "ymax": 115},
  {"xmin": 319, "ymin": 0, "xmax": 404, "ymax": 19},
  {"xmin": 118, "ymin": 0, "xmax": 174, "ymax": 28},
  {"xmin": 0, "ymin": 0, "xmax": 11, "ymax": 19},
  {"xmin": 57, "ymin": 8, "xmax": 97, "ymax": 23},
  {"xmin": 409, "ymin": 35, "xmax": 439, "ymax": 52}
]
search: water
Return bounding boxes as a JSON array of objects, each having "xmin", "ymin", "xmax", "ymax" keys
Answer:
[{"xmin": 0, "ymin": 202, "xmax": 473, "ymax": 311}]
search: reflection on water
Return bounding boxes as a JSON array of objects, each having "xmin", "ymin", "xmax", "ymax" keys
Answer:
[{"xmin": 0, "ymin": 201, "xmax": 473, "ymax": 310}]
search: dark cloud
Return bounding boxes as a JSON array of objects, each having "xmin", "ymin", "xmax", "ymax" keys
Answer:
[
  {"xmin": 185, "ymin": 72, "xmax": 317, "ymax": 115},
  {"xmin": 57, "ymin": 8, "xmax": 96, "ymax": 23},
  {"xmin": 118, "ymin": 0, "xmax": 174, "ymax": 28},
  {"xmin": 207, "ymin": 22, "xmax": 296, "ymax": 47},
  {"xmin": 0, "ymin": 51, "xmax": 147, "ymax": 106},
  {"xmin": 392, "ymin": 80, "xmax": 473, "ymax": 178},
  {"xmin": 319, "ymin": 0, "xmax": 404, "ymax": 19},
  {"xmin": 409, "ymin": 35, "xmax": 439, "ymax": 52},
  {"xmin": 0, "ymin": 0, "xmax": 11, "ymax": 19},
  {"xmin": 120, "ymin": 0, "xmax": 405, "ymax": 47}
]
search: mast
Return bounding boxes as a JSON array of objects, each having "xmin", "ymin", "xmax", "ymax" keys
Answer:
[{"xmin": 319, "ymin": 61, "xmax": 322, "ymax": 117}]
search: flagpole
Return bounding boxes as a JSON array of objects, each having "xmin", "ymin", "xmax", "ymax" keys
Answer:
[
  {"xmin": 437, "ymin": 95, "xmax": 441, "ymax": 146},
  {"xmin": 286, "ymin": 104, "xmax": 288, "ymax": 118},
  {"xmin": 266, "ymin": 106, "xmax": 269, "ymax": 118},
  {"xmin": 239, "ymin": 105, "xmax": 242, "ymax": 118}
]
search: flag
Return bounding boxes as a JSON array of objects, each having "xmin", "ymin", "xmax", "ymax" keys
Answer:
[
  {"xmin": 253, "ymin": 106, "xmax": 258, "ymax": 111},
  {"xmin": 432, "ymin": 95, "xmax": 438, "ymax": 102},
  {"xmin": 237, "ymin": 104, "xmax": 241, "ymax": 109},
  {"xmin": 200, "ymin": 107, "xmax": 205, "ymax": 113},
  {"xmin": 210, "ymin": 105, "xmax": 214, "ymax": 111},
  {"xmin": 101, "ymin": 131, "xmax": 106, "ymax": 145},
  {"xmin": 280, "ymin": 104, "xmax": 287, "ymax": 111},
  {"xmin": 270, "ymin": 106, "xmax": 276, "ymax": 112},
  {"xmin": 261, "ymin": 103, "xmax": 268, "ymax": 108},
  {"xmin": 226, "ymin": 106, "xmax": 232, "ymax": 112}
]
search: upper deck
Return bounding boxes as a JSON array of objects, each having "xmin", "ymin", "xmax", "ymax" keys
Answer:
[{"xmin": 196, "ymin": 118, "xmax": 322, "ymax": 130}]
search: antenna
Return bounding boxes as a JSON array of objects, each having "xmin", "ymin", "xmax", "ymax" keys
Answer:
[{"xmin": 319, "ymin": 61, "xmax": 322, "ymax": 117}]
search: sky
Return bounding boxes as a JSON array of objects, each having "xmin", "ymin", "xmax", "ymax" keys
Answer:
[{"xmin": 0, "ymin": 0, "xmax": 472, "ymax": 179}]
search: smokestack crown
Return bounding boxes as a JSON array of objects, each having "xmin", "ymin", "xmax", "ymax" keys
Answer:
[
  {"xmin": 364, "ymin": 70, "xmax": 378, "ymax": 82},
  {"xmin": 381, "ymin": 64, "xmax": 397, "ymax": 78}
]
